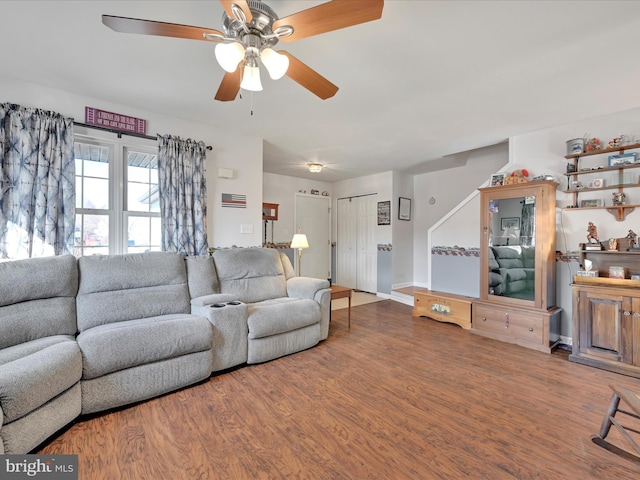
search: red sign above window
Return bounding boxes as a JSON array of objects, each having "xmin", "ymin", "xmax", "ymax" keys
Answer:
[{"xmin": 85, "ymin": 107, "xmax": 146, "ymax": 135}]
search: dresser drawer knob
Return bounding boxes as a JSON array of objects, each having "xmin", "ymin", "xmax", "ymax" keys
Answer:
[
  {"xmin": 624, "ymin": 311, "xmax": 631, "ymax": 316},
  {"xmin": 528, "ymin": 327, "xmax": 534, "ymax": 332},
  {"xmin": 481, "ymin": 317, "xmax": 487, "ymax": 321}
]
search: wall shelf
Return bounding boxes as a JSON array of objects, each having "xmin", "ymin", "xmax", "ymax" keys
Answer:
[
  {"xmin": 564, "ymin": 142, "xmax": 640, "ymax": 160},
  {"xmin": 563, "ymin": 143, "xmax": 640, "ymax": 220}
]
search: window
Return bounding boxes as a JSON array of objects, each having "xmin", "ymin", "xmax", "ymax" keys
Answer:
[
  {"xmin": 74, "ymin": 137, "xmax": 160, "ymax": 257},
  {"xmin": 125, "ymin": 149, "xmax": 161, "ymax": 253}
]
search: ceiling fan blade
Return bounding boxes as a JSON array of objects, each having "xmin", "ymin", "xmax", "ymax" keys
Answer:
[
  {"xmin": 102, "ymin": 15, "xmax": 224, "ymax": 42},
  {"xmin": 279, "ymin": 52, "xmax": 338, "ymax": 100},
  {"xmin": 273, "ymin": 0, "xmax": 383, "ymax": 43},
  {"xmin": 219, "ymin": 0, "xmax": 253, "ymax": 23},
  {"xmin": 215, "ymin": 68, "xmax": 243, "ymax": 102}
]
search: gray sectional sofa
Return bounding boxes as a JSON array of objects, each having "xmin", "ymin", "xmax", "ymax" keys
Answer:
[{"xmin": 0, "ymin": 248, "xmax": 330, "ymax": 454}]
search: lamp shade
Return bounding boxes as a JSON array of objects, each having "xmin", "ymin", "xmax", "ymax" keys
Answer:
[
  {"xmin": 240, "ymin": 65, "xmax": 263, "ymax": 91},
  {"xmin": 290, "ymin": 233, "xmax": 309, "ymax": 249},
  {"xmin": 260, "ymin": 48, "xmax": 289, "ymax": 80},
  {"xmin": 214, "ymin": 42, "xmax": 245, "ymax": 73}
]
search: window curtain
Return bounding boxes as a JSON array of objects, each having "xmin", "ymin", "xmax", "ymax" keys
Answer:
[
  {"xmin": 0, "ymin": 103, "xmax": 75, "ymax": 259},
  {"xmin": 157, "ymin": 134, "xmax": 209, "ymax": 255},
  {"xmin": 520, "ymin": 201, "xmax": 535, "ymax": 247}
]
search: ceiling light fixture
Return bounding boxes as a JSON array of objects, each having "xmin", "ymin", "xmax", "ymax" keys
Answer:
[
  {"xmin": 308, "ymin": 163, "xmax": 323, "ymax": 173},
  {"xmin": 209, "ymin": 4, "xmax": 291, "ymax": 93}
]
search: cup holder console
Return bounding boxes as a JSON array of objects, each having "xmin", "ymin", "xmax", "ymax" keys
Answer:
[{"xmin": 211, "ymin": 301, "xmax": 243, "ymax": 308}]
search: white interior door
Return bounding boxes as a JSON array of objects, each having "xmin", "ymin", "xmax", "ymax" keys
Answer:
[
  {"xmin": 295, "ymin": 194, "xmax": 331, "ymax": 280},
  {"xmin": 337, "ymin": 198, "xmax": 357, "ymax": 288},
  {"xmin": 357, "ymin": 195, "xmax": 378, "ymax": 293},
  {"xmin": 337, "ymin": 195, "xmax": 377, "ymax": 292}
]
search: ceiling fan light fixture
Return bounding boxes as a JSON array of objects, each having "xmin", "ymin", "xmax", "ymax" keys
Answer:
[
  {"xmin": 240, "ymin": 65, "xmax": 263, "ymax": 92},
  {"xmin": 260, "ymin": 48, "xmax": 289, "ymax": 80},
  {"xmin": 215, "ymin": 41, "xmax": 245, "ymax": 73},
  {"xmin": 308, "ymin": 163, "xmax": 323, "ymax": 173}
]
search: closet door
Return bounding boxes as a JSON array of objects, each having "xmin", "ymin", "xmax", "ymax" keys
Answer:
[
  {"xmin": 337, "ymin": 195, "xmax": 377, "ymax": 292},
  {"xmin": 337, "ymin": 197, "xmax": 357, "ymax": 288},
  {"xmin": 357, "ymin": 195, "xmax": 378, "ymax": 293}
]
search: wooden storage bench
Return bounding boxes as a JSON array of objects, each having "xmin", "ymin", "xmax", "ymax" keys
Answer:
[{"xmin": 412, "ymin": 290, "xmax": 473, "ymax": 329}]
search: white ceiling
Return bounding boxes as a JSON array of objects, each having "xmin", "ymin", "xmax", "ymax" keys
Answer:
[{"xmin": 3, "ymin": 1, "xmax": 640, "ymax": 182}]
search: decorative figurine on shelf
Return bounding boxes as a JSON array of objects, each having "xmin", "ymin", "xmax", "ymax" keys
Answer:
[
  {"xmin": 613, "ymin": 192, "xmax": 626, "ymax": 206},
  {"xmin": 504, "ymin": 169, "xmax": 529, "ymax": 185},
  {"xmin": 587, "ymin": 222, "xmax": 599, "ymax": 243},
  {"xmin": 585, "ymin": 137, "xmax": 602, "ymax": 152},
  {"xmin": 627, "ymin": 230, "xmax": 637, "ymax": 249},
  {"xmin": 608, "ymin": 137, "xmax": 622, "ymax": 149}
]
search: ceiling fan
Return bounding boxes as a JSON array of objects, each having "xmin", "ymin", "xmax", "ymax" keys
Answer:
[{"xmin": 102, "ymin": 0, "xmax": 384, "ymax": 102}]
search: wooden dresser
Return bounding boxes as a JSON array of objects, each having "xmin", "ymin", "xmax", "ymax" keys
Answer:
[{"xmin": 413, "ymin": 290, "xmax": 473, "ymax": 329}]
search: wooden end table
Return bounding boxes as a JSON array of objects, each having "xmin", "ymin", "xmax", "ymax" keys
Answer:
[{"xmin": 330, "ymin": 285, "xmax": 353, "ymax": 330}]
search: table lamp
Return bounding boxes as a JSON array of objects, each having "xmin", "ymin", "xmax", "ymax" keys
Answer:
[{"xmin": 290, "ymin": 232, "xmax": 309, "ymax": 276}]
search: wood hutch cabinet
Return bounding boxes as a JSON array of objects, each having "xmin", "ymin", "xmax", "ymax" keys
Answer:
[
  {"xmin": 570, "ymin": 250, "xmax": 640, "ymax": 377},
  {"xmin": 472, "ymin": 181, "xmax": 561, "ymax": 353}
]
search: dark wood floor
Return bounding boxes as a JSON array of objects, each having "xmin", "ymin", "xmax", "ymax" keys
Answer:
[{"xmin": 39, "ymin": 300, "xmax": 640, "ymax": 479}]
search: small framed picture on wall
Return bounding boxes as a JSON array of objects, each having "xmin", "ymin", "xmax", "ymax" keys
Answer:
[
  {"xmin": 398, "ymin": 197, "xmax": 411, "ymax": 221},
  {"xmin": 377, "ymin": 201, "xmax": 391, "ymax": 225}
]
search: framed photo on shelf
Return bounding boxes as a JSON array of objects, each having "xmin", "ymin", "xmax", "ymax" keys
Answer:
[
  {"xmin": 500, "ymin": 217, "xmax": 520, "ymax": 231},
  {"xmin": 580, "ymin": 199, "xmax": 602, "ymax": 208},
  {"xmin": 490, "ymin": 173, "xmax": 505, "ymax": 187},
  {"xmin": 608, "ymin": 152, "xmax": 638, "ymax": 167},
  {"xmin": 398, "ymin": 197, "xmax": 411, "ymax": 221}
]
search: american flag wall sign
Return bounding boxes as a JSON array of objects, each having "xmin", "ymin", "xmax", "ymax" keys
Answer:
[{"xmin": 221, "ymin": 193, "xmax": 247, "ymax": 208}]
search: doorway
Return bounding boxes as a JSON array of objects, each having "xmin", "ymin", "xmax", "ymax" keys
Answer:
[{"xmin": 294, "ymin": 193, "xmax": 331, "ymax": 280}]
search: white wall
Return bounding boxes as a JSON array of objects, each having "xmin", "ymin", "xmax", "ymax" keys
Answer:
[
  {"xmin": 263, "ymin": 172, "xmax": 333, "ymax": 244},
  {"xmin": 413, "ymin": 143, "xmax": 509, "ymax": 287},
  {"xmin": 1, "ymin": 75, "xmax": 264, "ymax": 248},
  {"xmin": 392, "ymin": 172, "xmax": 414, "ymax": 287}
]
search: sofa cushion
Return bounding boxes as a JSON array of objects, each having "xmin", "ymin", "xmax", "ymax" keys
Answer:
[
  {"xmin": 0, "ymin": 255, "xmax": 77, "ymax": 307},
  {"xmin": 184, "ymin": 255, "xmax": 219, "ymax": 299},
  {"xmin": 247, "ymin": 298, "xmax": 320, "ymax": 339},
  {"xmin": 0, "ymin": 255, "xmax": 78, "ymax": 349},
  {"xmin": 488, "ymin": 247, "xmax": 500, "ymax": 270},
  {"xmin": 522, "ymin": 246, "xmax": 535, "ymax": 268},
  {"xmin": 0, "ymin": 336, "xmax": 81, "ymax": 424},
  {"xmin": 76, "ymin": 252, "xmax": 191, "ymax": 331},
  {"xmin": 492, "ymin": 246, "xmax": 524, "ymax": 269},
  {"xmin": 503, "ymin": 268, "xmax": 527, "ymax": 282},
  {"xmin": 213, "ymin": 248, "xmax": 287, "ymax": 303},
  {"xmin": 0, "ymin": 297, "xmax": 77, "ymax": 350},
  {"xmin": 77, "ymin": 314, "xmax": 212, "ymax": 380}
]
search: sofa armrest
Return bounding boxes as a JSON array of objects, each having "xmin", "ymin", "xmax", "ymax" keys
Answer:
[
  {"xmin": 286, "ymin": 277, "xmax": 330, "ymax": 300},
  {"xmin": 191, "ymin": 293, "xmax": 237, "ymax": 308}
]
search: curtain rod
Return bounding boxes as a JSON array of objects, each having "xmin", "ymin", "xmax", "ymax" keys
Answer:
[{"xmin": 73, "ymin": 122, "xmax": 213, "ymax": 150}]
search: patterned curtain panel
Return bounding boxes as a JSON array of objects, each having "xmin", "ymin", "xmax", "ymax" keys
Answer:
[
  {"xmin": 0, "ymin": 103, "xmax": 75, "ymax": 259},
  {"xmin": 520, "ymin": 202, "xmax": 535, "ymax": 247},
  {"xmin": 157, "ymin": 134, "xmax": 209, "ymax": 255}
]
